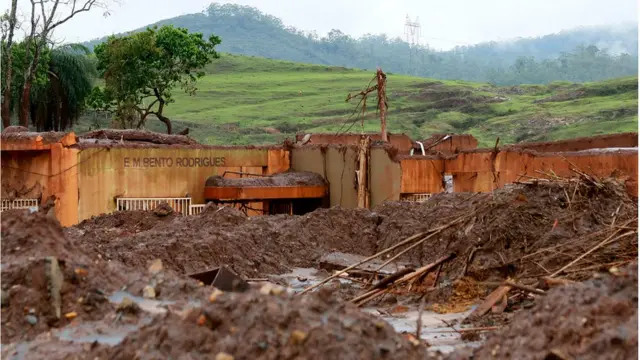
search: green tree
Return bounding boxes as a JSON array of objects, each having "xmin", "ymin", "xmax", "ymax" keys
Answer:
[
  {"xmin": 94, "ymin": 25, "xmax": 221, "ymax": 133},
  {"xmin": 30, "ymin": 44, "xmax": 96, "ymax": 131}
]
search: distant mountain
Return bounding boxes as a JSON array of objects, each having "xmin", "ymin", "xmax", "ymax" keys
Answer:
[{"xmin": 83, "ymin": 3, "xmax": 638, "ymax": 85}]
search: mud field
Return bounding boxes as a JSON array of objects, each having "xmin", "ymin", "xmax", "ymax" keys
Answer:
[{"xmin": 1, "ymin": 176, "xmax": 637, "ymax": 359}]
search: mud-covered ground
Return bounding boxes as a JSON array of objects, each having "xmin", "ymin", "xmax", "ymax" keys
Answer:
[
  {"xmin": 67, "ymin": 178, "xmax": 637, "ymax": 283},
  {"xmin": 454, "ymin": 263, "xmax": 638, "ymax": 360},
  {"xmin": 2, "ymin": 178, "xmax": 637, "ymax": 359}
]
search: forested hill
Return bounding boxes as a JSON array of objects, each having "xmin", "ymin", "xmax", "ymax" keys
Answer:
[{"xmin": 83, "ymin": 3, "xmax": 638, "ymax": 85}]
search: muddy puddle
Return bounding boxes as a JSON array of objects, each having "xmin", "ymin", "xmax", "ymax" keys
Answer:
[{"xmin": 274, "ymin": 267, "xmax": 483, "ymax": 353}]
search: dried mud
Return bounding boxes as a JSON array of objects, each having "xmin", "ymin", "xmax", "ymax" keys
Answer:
[
  {"xmin": 205, "ymin": 171, "xmax": 328, "ymax": 187},
  {"xmin": 92, "ymin": 288, "xmax": 428, "ymax": 360},
  {"xmin": 457, "ymin": 263, "xmax": 638, "ymax": 360},
  {"xmin": 66, "ymin": 179, "xmax": 636, "ymax": 286},
  {"xmin": 1, "ymin": 209, "xmax": 208, "ymax": 344},
  {"xmin": 3, "ymin": 177, "xmax": 637, "ymax": 359}
]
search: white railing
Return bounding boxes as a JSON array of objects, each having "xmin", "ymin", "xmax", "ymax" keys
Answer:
[
  {"xmin": 400, "ymin": 193, "xmax": 432, "ymax": 203},
  {"xmin": 1, "ymin": 198, "xmax": 40, "ymax": 212},
  {"xmin": 189, "ymin": 204, "xmax": 206, "ymax": 215},
  {"xmin": 116, "ymin": 197, "xmax": 192, "ymax": 216}
]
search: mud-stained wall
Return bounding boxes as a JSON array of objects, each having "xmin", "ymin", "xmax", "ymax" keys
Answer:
[
  {"xmin": 290, "ymin": 147, "xmax": 359, "ymax": 208},
  {"xmin": 295, "ymin": 133, "xmax": 415, "ymax": 153},
  {"xmin": 401, "ymin": 149, "xmax": 639, "ymax": 196},
  {"xmin": 76, "ymin": 147, "xmax": 278, "ymax": 221},
  {"xmin": 1, "ymin": 151, "xmax": 50, "ymax": 200},
  {"xmin": 508, "ymin": 133, "xmax": 638, "ymax": 153},
  {"xmin": 370, "ymin": 148, "xmax": 402, "ymax": 206},
  {"xmin": 1, "ymin": 148, "xmax": 79, "ymax": 226},
  {"xmin": 399, "ymin": 157, "xmax": 445, "ymax": 194},
  {"xmin": 418, "ymin": 134, "xmax": 479, "ymax": 153}
]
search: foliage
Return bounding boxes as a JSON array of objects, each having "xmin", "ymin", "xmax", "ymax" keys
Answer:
[
  {"xmin": 83, "ymin": 4, "xmax": 638, "ymax": 85},
  {"xmin": 72, "ymin": 54, "xmax": 638, "ymax": 146},
  {"xmin": 1, "ymin": 41, "xmax": 51, "ymax": 116},
  {"xmin": 30, "ymin": 44, "xmax": 96, "ymax": 131},
  {"xmin": 94, "ymin": 25, "xmax": 221, "ymax": 133}
]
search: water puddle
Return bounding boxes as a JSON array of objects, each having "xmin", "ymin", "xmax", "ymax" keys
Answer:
[
  {"xmin": 54, "ymin": 318, "xmax": 154, "ymax": 345},
  {"xmin": 108, "ymin": 291, "xmax": 175, "ymax": 314},
  {"xmin": 362, "ymin": 307, "xmax": 483, "ymax": 353},
  {"xmin": 271, "ymin": 267, "xmax": 357, "ymax": 293},
  {"xmin": 274, "ymin": 268, "xmax": 484, "ymax": 354}
]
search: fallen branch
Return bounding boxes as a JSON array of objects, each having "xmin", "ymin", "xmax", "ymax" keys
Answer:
[
  {"xmin": 353, "ymin": 253, "xmax": 456, "ymax": 307},
  {"xmin": 549, "ymin": 229, "xmax": 637, "ymax": 277},
  {"xmin": 478, "ymin": 281, "xmax": 545, "ymax": 295},
  {"xmin": 298, "ymin": 232, "xmax": 426, "ymax": 295},
  {"xmin": 374, "ymin": 208, "xmax": 483, "ymax": 273},
  {"xmin": 426, "ymin": 326, "xmax": 500, "ymax": 333}
]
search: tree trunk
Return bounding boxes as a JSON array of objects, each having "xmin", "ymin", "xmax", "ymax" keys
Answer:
[
  {"xmin": 1, "ymin": 0, "xmax": 19, "ymax": 128},
  {"xmin": 157, "ymin": 113, "xmax": 172, "ymax": 134},
  {"xmin": 153, "ymin": 94, "xmax": 172, "ymax": 134},
  {"xmin": 19, "ymin": 83, "xmax": 33, "ymax": 127},
  {"xmin": 19, "ymin": 43, "xmax": 45, "ymax": 127}
]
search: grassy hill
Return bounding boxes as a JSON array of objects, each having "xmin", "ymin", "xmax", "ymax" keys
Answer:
[{"xmin": 74, "ymin": 54, "xmax": 638, "ymax": 147}]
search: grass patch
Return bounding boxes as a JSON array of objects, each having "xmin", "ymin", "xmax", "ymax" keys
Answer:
[{"xmin": 74, "ymin": 55, "xmax": 638, "ymax": 145}]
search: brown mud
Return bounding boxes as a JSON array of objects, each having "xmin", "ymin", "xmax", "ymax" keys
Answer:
[
  {"xmin": 92, "ymin": 288, "xmax": 429, "ymax": 360},
  {"xmin": 205, "ymin": 171, "xmax": 328, "ymax": 188},
  {"xmin": 455, "ymin": 263, "xmax": 638, "ymax": 360},
  {"xmin": 2, "ymin": 177, "xmax": 637, "ymax": 359},
  {"xmin": 81, "ymin": 129, "xmax": 198, "ymax": 145},
  {"xmin": 1, "ymin": 209, "xmax": 208, "ymax": 344}
]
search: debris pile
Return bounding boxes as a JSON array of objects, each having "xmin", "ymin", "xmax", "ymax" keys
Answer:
[
  {"xmin": 457, "ymin": 263, "xmax": 638, "ymax": 360},
  {"xmin": 0, "ymin": 210, "xmax": 206, "ymax": 344}
]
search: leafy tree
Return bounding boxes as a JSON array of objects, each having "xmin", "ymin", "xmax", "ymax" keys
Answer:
[
  {"xmin": 1, "ymin": 0, "xmax": 18, "ymax": 128},
  {"xmin": 94, "ymin": 25, "xmax": 221, "ymax": 133},
  {"xmin": 30, "ymin": 44, "xmax": 96, "ymax": 131}
]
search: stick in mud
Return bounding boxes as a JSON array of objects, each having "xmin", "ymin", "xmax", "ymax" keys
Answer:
[
  {"xmin": 549, "ymin": 227, "xmax": 637, "ymax": 277},
  {"xmin": 300, "ymin": 207, "xmax": 486, "ymax": 295},
  {"xmin": 353, "ymin": 253, "xmax": 456, "ymax": 307},
  {"xmin": 297, "ymin": 232, "xmax": 427, "ymax": 295}
]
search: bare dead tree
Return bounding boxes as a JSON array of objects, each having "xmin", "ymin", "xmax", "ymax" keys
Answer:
[
  {"xmin": 343, "ymin": 68, "xmax": 389, "ymax": 141},
  {"xmin": 1, "ymin": 0, "xmax": 19, "ymax": 128},
  {"xmin": 18, "ymin": 0, "xmax": 109, "ymax": 127}
]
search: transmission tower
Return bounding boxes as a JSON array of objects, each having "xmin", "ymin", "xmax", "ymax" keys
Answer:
[{"xmin": 404, "ymin": 15, "xmax": 422, "ymax": 75}]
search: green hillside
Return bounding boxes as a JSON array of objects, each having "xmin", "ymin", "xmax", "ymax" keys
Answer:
[
  {"xmin": 81, "ymin": 3, "xmax": 639, "ymax": 85},
  {"xmin": 75, "ymin": 54, "xmax": 638, "ymax": 147}
]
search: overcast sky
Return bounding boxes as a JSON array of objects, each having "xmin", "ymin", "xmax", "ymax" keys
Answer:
[{"xmin": 5, "ymin": 0, "xmax": 638, "ymax": 50}]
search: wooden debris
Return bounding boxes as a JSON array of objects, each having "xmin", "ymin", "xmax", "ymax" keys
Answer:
[
  {"xmin": 352, "ymin": 253, "xmax": 456, "ymax": 307},
  {"xmin": 466, "ymin": 285, "xmax": 512, "ymax": 321}
]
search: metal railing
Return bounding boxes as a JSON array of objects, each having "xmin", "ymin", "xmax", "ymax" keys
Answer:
[
  {"xmin": 1, "ymin": 198, "xmax": 40, "ymax": 212},
  {"xmin": 400, "ymin": 193, "xmax": 432, "ymax": 203},
  {"xmin": 116, "ymin": 197, "xmax": 192, "ymax": 216},
  {"xmin": 189, "ymin": 204, "xmax": 206, "ymax": 215}
]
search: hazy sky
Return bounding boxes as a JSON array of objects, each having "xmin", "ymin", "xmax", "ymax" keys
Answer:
[{"xmin": 5, "ymin": 0, "xmax": 638, "ymax": 50}]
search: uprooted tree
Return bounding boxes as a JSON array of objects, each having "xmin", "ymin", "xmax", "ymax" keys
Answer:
[{"xmin": 94, "ymin": 25, "xmax": 221, "ymax": 134}]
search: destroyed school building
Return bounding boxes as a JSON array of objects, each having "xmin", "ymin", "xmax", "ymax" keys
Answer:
[{"xmin": 1, "ymin": 128, "xmax": 637, "ymax": 226}]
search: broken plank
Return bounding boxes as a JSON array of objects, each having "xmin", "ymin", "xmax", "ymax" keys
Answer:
[{"xmin": 466, "ymin": 285, "xmax": 512, "ymax": 321}]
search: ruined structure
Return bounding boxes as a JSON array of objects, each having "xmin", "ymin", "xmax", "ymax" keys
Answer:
[{"xmin": 1, "ymin": 129, "xmax": 637, "ymax": 226}]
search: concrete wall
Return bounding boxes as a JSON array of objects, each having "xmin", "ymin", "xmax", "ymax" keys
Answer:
[
  {"xmin": 370, "ymin": 148, "xmax": 402, "ymax": 206},
  {"xmin": 418, "ymin": 134, "xmax": 479, "ymax": 153},
  {"xmin": 399, "ymin": 149, "xmax": 639, "ymax": 196},
  {"xmin": 75, "ymin": 147, "xmax": 288, "ymax": 222},
  {"xmin": 290, "ymin": 146, "xmax": 359, "ymax": 208}
]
